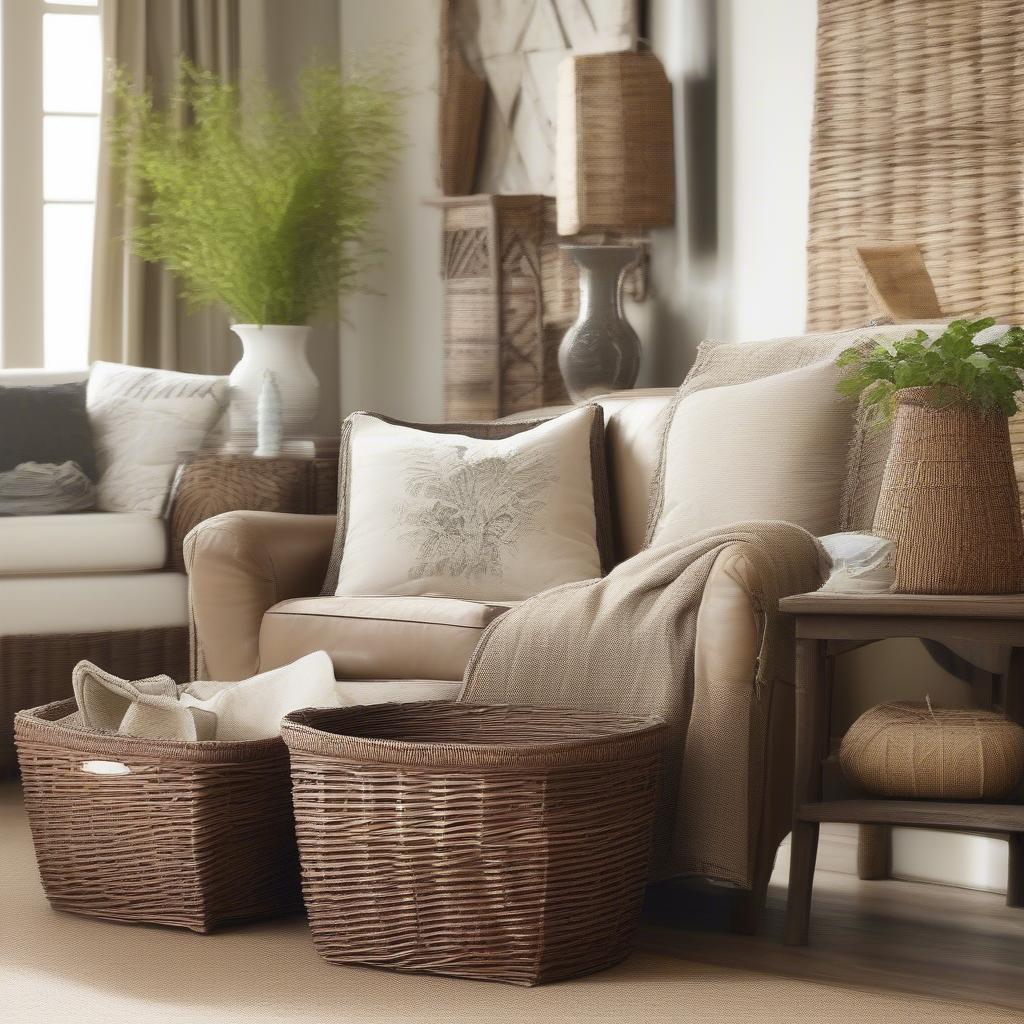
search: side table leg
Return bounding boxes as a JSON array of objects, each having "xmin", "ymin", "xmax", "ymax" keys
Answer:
[
  {"xmin": 785, "ymin": 821, "xmax": 820, "ymax": 944},
  {"xmin": 857, "ymin": 824, "xmax": 892, "ymax": 880},
  {"xmin": 1008, "ymin": 834, "xmax": 1024, "ymax": 908},
  {"xmin": 1004, "ymin": 649, "xmax": 1023, "ymax": 908},
  {"xmin": 785, "ymin": 637, "xmax": 827, "ymax": 945}
]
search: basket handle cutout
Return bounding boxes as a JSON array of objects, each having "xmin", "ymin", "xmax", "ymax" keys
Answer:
[{"xmin": 80, "ymin": 760, "xmax": 132, "ymax": 776}]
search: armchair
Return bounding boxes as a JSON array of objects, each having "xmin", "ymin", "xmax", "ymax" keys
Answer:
[{"xmin": 185, "ymin": 389, "xmax": 804, "ymax": 928}]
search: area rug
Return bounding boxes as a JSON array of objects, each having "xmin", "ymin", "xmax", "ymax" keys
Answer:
[{"xmin": 0, "ymin": 784, "xmax": 1014, "ymax": 1024}]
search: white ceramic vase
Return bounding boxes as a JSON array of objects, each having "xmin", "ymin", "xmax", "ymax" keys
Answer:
[{"xmin": 228, "ymin": 324, "xmax": 319, "ymax": 450}]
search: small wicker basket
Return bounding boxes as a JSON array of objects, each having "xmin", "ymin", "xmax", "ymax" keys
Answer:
[
  {"xmin": 281, "ymin": 701, "xmax": 667, "ymax": 986},
  {"xmin": 15, "ymin": 698, "xmax": 302, "ymax": 932}
]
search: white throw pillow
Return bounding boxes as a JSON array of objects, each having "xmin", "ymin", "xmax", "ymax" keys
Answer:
[
  {"xmin": 327, "ymin": 406, "xmax": 612, "ymax": 601},
  {"xmin": 87, "ymin": 362, "xmax": 228, "ymax": 514}
]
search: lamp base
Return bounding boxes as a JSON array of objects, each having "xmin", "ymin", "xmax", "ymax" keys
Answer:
[{"xmin": 558, "ymin": 244, "xmax": 641, "ymax": 403}]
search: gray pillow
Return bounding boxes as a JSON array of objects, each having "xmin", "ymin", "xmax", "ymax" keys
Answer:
[
  {"xmin": 0, "ymin": 461, "xmax": 96, "ymax": 516},
  {"xmin": 0, "ymin": 381, "xmax": 98, "ymax": 480}
]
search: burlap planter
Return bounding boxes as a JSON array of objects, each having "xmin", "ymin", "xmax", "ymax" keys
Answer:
[
  {"xmin": 872, "ymin": 387, "xmax": 1024, "ymax": 594},
  {"xmin": 840, "ymin": 702, "xmax": 1024, "ymax": 801}
]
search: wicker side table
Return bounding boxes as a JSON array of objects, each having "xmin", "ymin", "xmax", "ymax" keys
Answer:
[
  {"xmin": 167, "ymin": 442, "xmax": 339, "ymax": 572},
  {"xmin": 780, "ymin": 591, "xmax": 1024, "ymax": 945}
]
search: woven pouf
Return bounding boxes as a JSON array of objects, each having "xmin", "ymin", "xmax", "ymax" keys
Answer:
[{"xmin": 840, "ymin": 702, "xmax": 1024, "ymax": 800}]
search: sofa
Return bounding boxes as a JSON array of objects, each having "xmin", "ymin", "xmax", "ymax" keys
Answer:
[
  {"xmin": 185, "ymin": 387, "xmax": 794, "ymax": 928},
  {"xmin": 0, "ymin": 370, "xmax": 185, "ymax": 772}
]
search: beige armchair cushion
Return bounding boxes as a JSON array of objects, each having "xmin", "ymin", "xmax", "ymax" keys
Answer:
[{"xmin": 260, "ymin": 595, "xmax": 512, "ymax": 682}]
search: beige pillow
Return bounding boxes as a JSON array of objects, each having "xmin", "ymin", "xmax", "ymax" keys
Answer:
[
  {"xmin": 648, "ymin": 325, "xmax": 955, "ymax": 547},
  {"xmin": 322, "ymin": 405, "xmax": 613, "ymax": 601}
]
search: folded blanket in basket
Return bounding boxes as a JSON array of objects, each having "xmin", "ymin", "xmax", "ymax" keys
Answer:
[{"xmin": 72, "ymin": 650, "xmax": 339, "ymax": 741}]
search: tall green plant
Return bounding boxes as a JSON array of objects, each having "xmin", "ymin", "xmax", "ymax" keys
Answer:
[
  {"xmin": 836, "ymin": 318, "xmax": 1024, "ymax": 422},
  {"xmin": 110, "ymin": 61, "xmax": 402, "ymax": 325}
]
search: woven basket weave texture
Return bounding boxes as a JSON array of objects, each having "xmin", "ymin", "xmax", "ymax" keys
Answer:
[
  {"xmin": 872, "ymin": 387, "xmax": 1024, "ymax": 594},
  {"xmin": 840, "ymin": 701, "xmax": 1024, "ymax": 800},
  {"xmin": 282, "ymin": 701, "xmax": 666, "ymax": 986},
  {"xmin": 15, "ymin": 698, "xmax": 302, "ymax": 932},
  {"xmin": 806, "ymin": 0, "xmax": 1024, "ymax": 332},
  {"xmin": 0, "ymin": 625, "xmax": 189, "ymax": 776}
]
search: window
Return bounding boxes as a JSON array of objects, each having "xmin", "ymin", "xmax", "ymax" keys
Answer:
[{"xmin": 1, "ymin": 0, "xmax": 101, "ymax": 368}]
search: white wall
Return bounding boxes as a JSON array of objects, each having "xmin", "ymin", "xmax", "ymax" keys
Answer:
[
  {"xmin": 715, "ymin": 0, "xmax": 816, "ymax": 341},
  {"xmin": 338, "ymin": 0, "xmax": 443, "ymax": 422}
]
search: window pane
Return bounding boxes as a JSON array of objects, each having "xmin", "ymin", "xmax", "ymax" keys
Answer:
[
  {"xmin": 44, "ymin": 203, "xmax": 95, "ymax": 369},
  {"xmin": 43, "ymin": 14, "xmax": 101, "ymax": 114},
  {"xmin": 44, "ymin": 116, "xmax": 99, "ymax": 201}
]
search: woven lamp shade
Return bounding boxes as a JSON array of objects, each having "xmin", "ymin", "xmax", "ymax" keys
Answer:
[
  {"xmin": 840, "ymin": 702, "xmax": 1024, "ymax": 801},
  {"xmin": 556, "ymin": 51, "xmax": 675, "ymax": 236}
]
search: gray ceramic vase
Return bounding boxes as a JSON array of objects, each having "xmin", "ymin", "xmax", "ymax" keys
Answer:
[{"xmin": 558, "ymin": 244, "xmax": 641, "ymax": 403}]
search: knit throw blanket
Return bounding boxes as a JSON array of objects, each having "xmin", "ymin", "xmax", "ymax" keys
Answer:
[{"xmin": 460, "ymin": 520, "xmax": 826, "ymax": 887}]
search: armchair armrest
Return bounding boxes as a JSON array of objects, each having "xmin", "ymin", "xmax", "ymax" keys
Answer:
[
  {"xmin": 166, "ymin": 449, "xmax": 339, "ymax": 571},
  {"xmin": 184, "ymin": 511, "xmax": 336, "ymax": 681},
  {"xmin": 689, "ymin": 539, "xmax": 820, "ymax": 908}
]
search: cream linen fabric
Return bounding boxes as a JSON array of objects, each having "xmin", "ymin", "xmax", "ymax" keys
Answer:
[
  {"xmin": 73, "ymin": 651, "xmax": 338, "ymax": 741},
  {"xmin": 87, "ymin": 362, "xmax": 228, "ymax": 514},
  {"xmin": 461, "ymin": 520, "xmax": 827, "ymax": 888},
  {"xmin": 334, "ymin": 407, "xmax": 605, "ymax": 601},
  {"xmin": 649, "ymin": 338, "xmax": 861, "ymax": 545}
]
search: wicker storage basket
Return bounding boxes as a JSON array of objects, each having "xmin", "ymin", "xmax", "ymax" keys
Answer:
[
  {"xmin": 281, "ymin": 702, "xmax": 667, "ymax": 986},
  {"xmin": 15, "ymin": 698, "xmax": 302, "ymax": 932},
  {"xmin": 872, "ymin": 387, "xmax": 1024, "ymax": 594},
  {"xmin": 840, "ymin": 702, "xmax": 1024, "ymax": 800}
]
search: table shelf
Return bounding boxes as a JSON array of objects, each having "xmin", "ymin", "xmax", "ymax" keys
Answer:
[{"xmin": 798, "ymin": 799, "xmax": 1024, "ymax": 833}]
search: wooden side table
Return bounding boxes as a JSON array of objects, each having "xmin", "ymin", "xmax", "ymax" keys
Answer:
[{"xmin": 780, "ymin": 591, "xmax": 1024, "ymax": 945}]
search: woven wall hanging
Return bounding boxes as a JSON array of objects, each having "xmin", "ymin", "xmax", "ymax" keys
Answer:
[{"xmin": 807, "ymin": 0, "xmax": 1024, "ymax": 332}]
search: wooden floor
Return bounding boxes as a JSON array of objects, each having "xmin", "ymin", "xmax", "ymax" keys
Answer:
[{"xmin": 637, "ymin": 826, "xmax": 1024, "ymax": 1014}]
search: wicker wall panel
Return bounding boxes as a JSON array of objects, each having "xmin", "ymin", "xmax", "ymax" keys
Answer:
[{"xmin": 807, "ymin": 0, "xmax": 1024, "ymax": 332}]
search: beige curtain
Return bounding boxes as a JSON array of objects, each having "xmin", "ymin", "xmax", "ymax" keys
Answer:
[
  {"xmin": 90, "ymin": 0, "xmax": 343, "ymax": 432},
  {"xmin": 90, "ymin": 0, "xmax": 240, "ymax": 373}
]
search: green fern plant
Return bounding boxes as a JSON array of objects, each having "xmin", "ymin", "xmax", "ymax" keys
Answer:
[
  {"xmin": 109, "ymin": 61, "xmax": 402, "ymax": 325},
  {"xmin": 836, "ymin": 318, "xmax": 1024, "ymax": 422}
]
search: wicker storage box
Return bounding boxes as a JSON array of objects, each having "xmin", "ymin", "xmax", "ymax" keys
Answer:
[
  {"xmin": 282, "ymin": 702, "xmax": 667, "ymax": 986},
  {"xmin": 15, "ymin": 698, "xmax": 302, "ymax": 932}
]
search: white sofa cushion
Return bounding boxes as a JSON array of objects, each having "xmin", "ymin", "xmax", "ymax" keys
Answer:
[
  {"xmin": 0, "ymin": 572, "xmax": 187, "ymax": 636},
  {"xmin": 0, "ymin": 512, "xmax": 167, "ymax": 575}
]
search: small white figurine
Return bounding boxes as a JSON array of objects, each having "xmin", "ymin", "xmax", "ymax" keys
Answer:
[{"xmin": 254, "ymin": 369, "xmax": 283, "ymax": 457}]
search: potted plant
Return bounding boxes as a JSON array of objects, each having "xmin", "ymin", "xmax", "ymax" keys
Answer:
[
  {"xmin": 110, "ymin": 62, "xmax": 402, "ymax": 446},
  {"xmin": 837, "ymin": 318, "xmax": 1024, "ymax": 594}
]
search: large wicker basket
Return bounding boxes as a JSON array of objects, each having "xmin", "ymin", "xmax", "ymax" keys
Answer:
[
  {"xmin": 873, "ymin": 387, "xmax": 1024, "ymax": 594},
  {"xmin": 15, "ymin": 698, "xmax": 302, "ymax": 932},
  {"xmin": 281, "ymin": 702, "xmax": 667, "ymax": 986}
]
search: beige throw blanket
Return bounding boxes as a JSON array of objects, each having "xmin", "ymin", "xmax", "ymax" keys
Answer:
[{"xmin": 460, "ymin": 521, "xmax": 826, "ymax": 887}]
